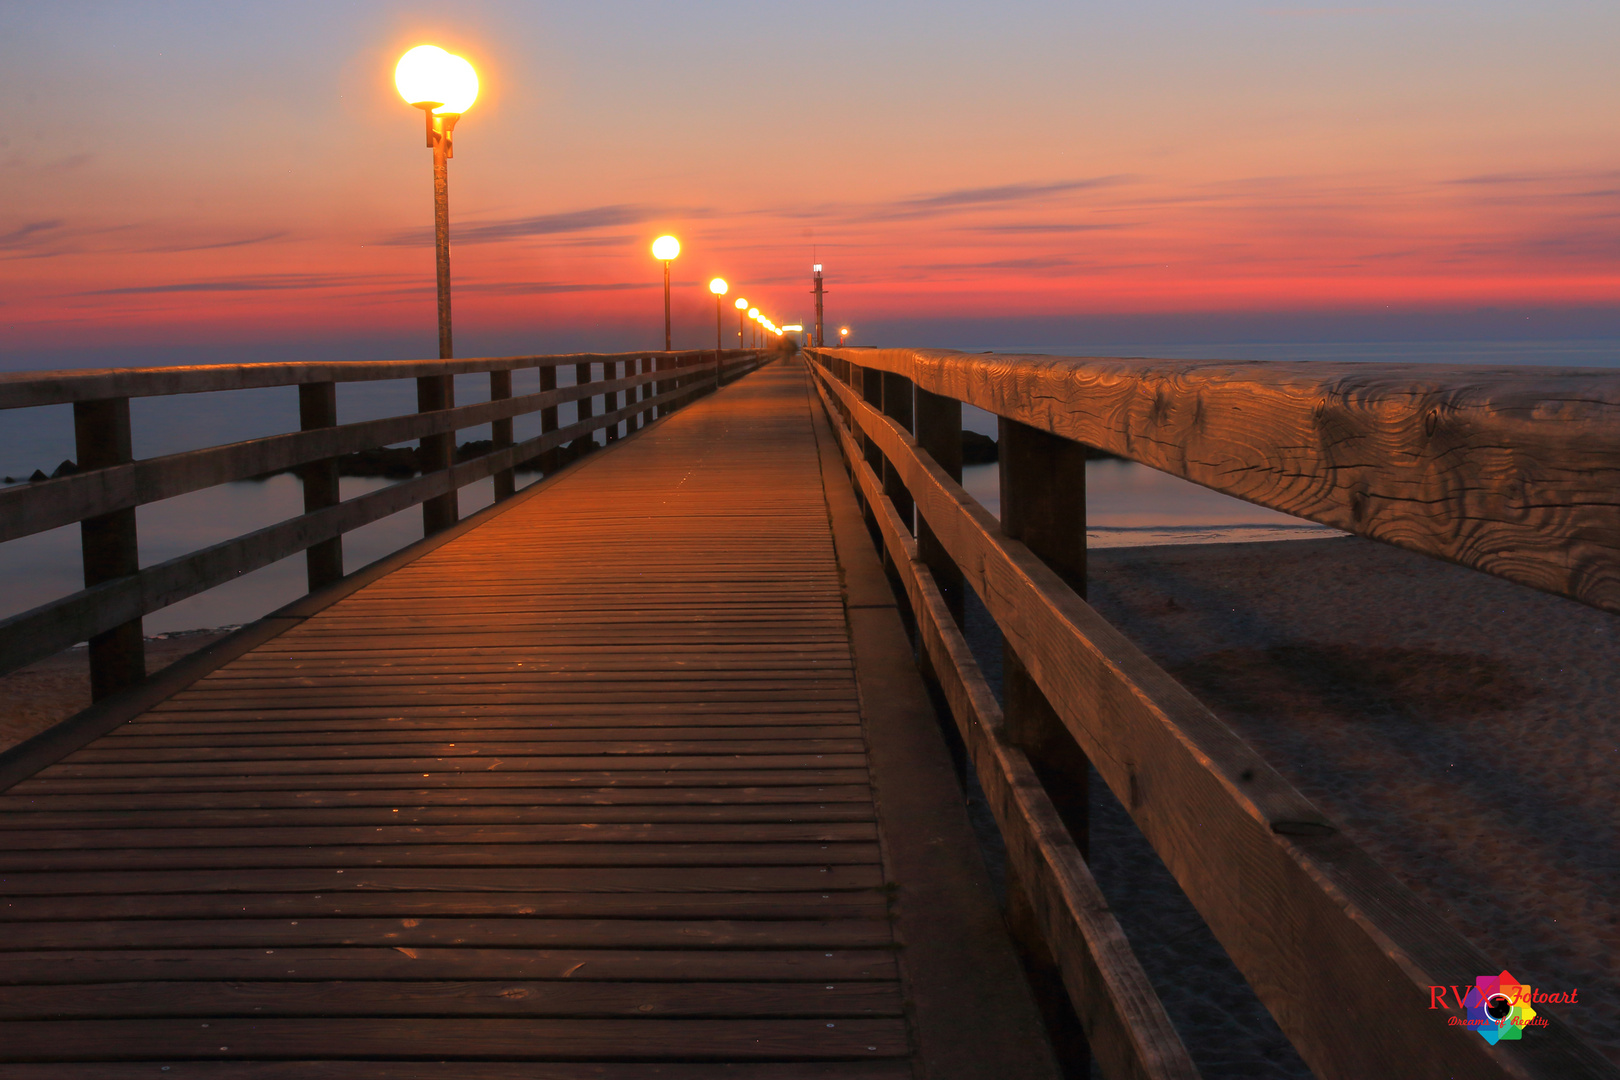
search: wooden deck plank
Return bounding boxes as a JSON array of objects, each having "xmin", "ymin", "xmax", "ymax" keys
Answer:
[{"xmin": 0, "ymin": 361, "xmax": 1050, "ymax": 1073}]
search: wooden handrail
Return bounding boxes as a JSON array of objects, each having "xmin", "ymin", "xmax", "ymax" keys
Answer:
[
  {"xmin": 806, "ymin": 357, "xmax": 1618, "ymax": 1080},
  {"xmin": 0, "ymin": 349, "xmax": 729, "ymax": 408},
  {"xmin": 2, "ymin": 366, "xmax": 672, "ymax": 544},
  {"xmin": 810, "ymin": 347, "xmax": 1620, "ymax": 614},
  {"xmin": 0, "ymin": 351, "xmax": 767, "ymax": 690},
  {"xmin": 811, "ymin": 369, "xmax": 1200, "ymax": 1080}
]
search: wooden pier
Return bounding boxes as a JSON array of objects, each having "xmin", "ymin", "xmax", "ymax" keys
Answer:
[
  {"xmin": 1, "ymin": 349, "xmax": 1618, "ymax": 1078},
  {"xmin": 0, "ymin": 360, "xmax": 1055, "ymax": 1077}
]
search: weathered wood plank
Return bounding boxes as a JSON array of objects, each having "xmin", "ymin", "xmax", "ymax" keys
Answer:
[
  {"xmin": 0, "ymin": 1017, "xmax": 909, "ymax": 1062},
  {"xmin": 813, "ymin": 347, "xmax": 1620, "ymax": 612},
  {"xmin": 0, "ymin": 979, "xmax": 903, "ymax": 1019}
]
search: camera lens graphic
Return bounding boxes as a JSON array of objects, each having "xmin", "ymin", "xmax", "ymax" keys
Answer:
[{"xmin": 1485, "ymin": 993, "xmax": 1514, "ymax": 1023}]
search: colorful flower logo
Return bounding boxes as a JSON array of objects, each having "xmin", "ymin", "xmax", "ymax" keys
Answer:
[{"xmin": 1467, "ymin": 971, "xmax": 1538, "ymax": 1044}]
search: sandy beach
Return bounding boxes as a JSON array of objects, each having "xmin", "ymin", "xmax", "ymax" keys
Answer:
[{"xmin": 1071, "ymin": 537, "xmax": 1619, "ymax": 1072}]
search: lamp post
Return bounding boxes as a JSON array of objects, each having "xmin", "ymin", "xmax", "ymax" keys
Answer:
[
  {"xmin": 734, "ymin": 297, "xmax": 748, "ymax": 349},
  {"xmin": 812, "ymin": 263, "xmax": 825, "ymax": 347},
  {"xmin": 748, "ymin": 307, "xmax": 760, "ymax": 349},
  {"xmin": 652, "ymin": 235, "xmax": 680, "ymax": 350},
  {"xmin": 396, "ymin": 44, "xmax": 478, "ymax": 535},
  {"xmin": 839, "ymin": 326, "xmax": 851, "ymax": 347},
  {"xmin": 708, "ymin": 278, "xmax": 727, "ymax": 386}
]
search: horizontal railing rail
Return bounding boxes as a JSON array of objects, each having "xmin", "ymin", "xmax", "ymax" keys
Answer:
[
  {"xmin": 815, "ymin": 347, "xmax": 1620, "ymax": 614},
  {"xmin": 1, "ymin": 348, "xmax": 768, "ymax": 697},
  {"xmin": 805, "ymin": 348, "xmax": 1618, "ymax": 1080}
]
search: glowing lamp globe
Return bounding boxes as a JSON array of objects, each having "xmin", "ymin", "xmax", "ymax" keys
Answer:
[
  {"xmin": 709, "ymin": 278, "xmax": 728, "ymax": 296},
  {"xmin": 395, "ymin": 45, "xmax": 479, "ymax": 114},
  {"xmin": 735, "ymin": 297, "xmax": 748, "ymax": 310},
  {"xmin": 748, "ymin": 307, "xmax": 759, "ymax": 319},
  {"xmin": 652, "ymin": 235, "xmax": 681, "ymax": 261}
]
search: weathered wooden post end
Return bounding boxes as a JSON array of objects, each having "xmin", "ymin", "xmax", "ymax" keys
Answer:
[
  {"xmin": 73, "ymin": 396, "xmax": 143, "ymax": 699},
  {"xmin": 489, "ymin": 369, "xmax": 515, "ymax": 500},
  {"xmin": 417, "ymin": 373, "xmax": 457, "ymax": 533},
  {"xmin": 298, "ymin": 381, "xmax": 343, "ymax": 589}
]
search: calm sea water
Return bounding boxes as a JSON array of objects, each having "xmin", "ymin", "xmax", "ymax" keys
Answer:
[{"xmin": 3, "ymin": 340, "xmax": 1616, "ymax": 635}]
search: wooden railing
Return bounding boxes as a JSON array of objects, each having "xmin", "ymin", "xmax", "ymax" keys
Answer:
[
  {"xmin": 0, "ymin": 349, "xmax": 766, "ymax": 698},
  {"xmin": 806, "ymin": 347, "xmax": 1620, "ymax": 1080}
]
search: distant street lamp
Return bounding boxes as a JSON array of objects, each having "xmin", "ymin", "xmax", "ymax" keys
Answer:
[
  {"xmin": 395, "ymin": 44, "xmax": 479, "ymax": 360},
  {"xmin": 709, "ymin": 278, "xmax": 728, "ymax": 351},
  {"xmin": 708, "ymin": 278, "xmax": 728, "ymax": 386},
  {"xmin": 652, "ymin": 235, "xmax": 681, "ymax": 350},
  {"xmin": 734, "ymin": 297, "xmax": 749, "ymax": 349},
  {"xmin": 839, "ymin": 326, "xmax": 851, "ymax": 347},
  {"xmin": 748, "ymin": 307, "xmax": 760, "ymax": 349},
  {"xmin": 396, "ymin": 44, "xmax": 478, "ymax": 536}
]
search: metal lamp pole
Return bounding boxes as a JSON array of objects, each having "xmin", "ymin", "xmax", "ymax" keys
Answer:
[
  {"xmin": 652, "ymin": 236, "xmax": 681, "ymax": 351},
  {"xmin": 397, "ymin": 45, "xmax": 478, "ymax": 536}
]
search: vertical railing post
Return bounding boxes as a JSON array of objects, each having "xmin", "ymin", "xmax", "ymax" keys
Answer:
[
  {"xmin": 576, "ymin": 362, "xmax": 594, "ymax": 448},
  {"xmin": 73, "ymin": 397, "xmax": 144, "ymax": 699},
  {"xmin": 417, "ymin": 373, "xmax": 457, "ymax": 535},
  {"xmin": 298, "ymin": 381, "xmax": 343, "ymax": 591},
  {"xmin": 915, "ymin": 387, "xmax": 966, "ymax": 628},
  {"xmin": 859, "ymin": 364, "xmax": 884, "ymax": 539},
  {"xmin": 998, "ymin": 415, "xmax": 1092, "ymax": 1073},
  {"xmin": 603, "ymin": 360, "xmax": 620, "ymax": 443},
  {"xmin": 879, "ymin": 372, "xmax": 915, "ymax": 535},
  {"xmin": 489, "ymin": 367, "xmax": 515, "ymax": 501},
  {"xmin": 539, "ymin": 364, "xmax": 559, "ymax": 474},
  {"xmin": 638, "ymin": 357, "xmax": 652, "ymax": 427},
  {"xmin": 654, "ymin": 357, "xmax": 668, "ymax": 418}
]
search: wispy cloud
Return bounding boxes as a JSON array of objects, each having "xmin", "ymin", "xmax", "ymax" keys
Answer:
[
  {"xmin": 895, "ymin": 177, "xmax": 1130, "ymax": 212},
  {"xmin": 140, "ymin": 231, "xmax": 290, "ymax": 254},
  {"xmin": 381, "ymin": 204, "xmax": 671, "ymax": 247},
  {"xmin": 969, "ymin": 222, "xmax": 1136, "ymax": 234},
  {"xmin": 81, "ymin": 273, "xmax": 365, "ymax": 296},
  {"xmin": 0, "ymin": 219, "xmax": 68, "ymax": 251}
]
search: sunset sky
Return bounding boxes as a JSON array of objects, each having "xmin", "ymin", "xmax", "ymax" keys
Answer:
[{"xmin": 3, "ymin": 1, "xmax": 1618, "ymax": 365}]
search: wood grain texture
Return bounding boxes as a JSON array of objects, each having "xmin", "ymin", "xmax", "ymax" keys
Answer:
[
  {"xmin": 813, "ymin": 347, "xmax": 1620, "ymax": 613},
  {"xmin": 811, "ymin": 359, "xmax": 1620, "ymax": 1080},
  {"xmin": 813, "ymin": 369, "xmax": 1197, "ymax": 1080},
  {"xmin": 0, "ymin": 359, "xmax": 1037, "ymax": 1075}
]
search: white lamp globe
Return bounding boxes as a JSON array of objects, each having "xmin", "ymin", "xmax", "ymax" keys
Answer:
[{"xmin": 396, "ymin": 46, "xmax": 479, "ymax": 115}]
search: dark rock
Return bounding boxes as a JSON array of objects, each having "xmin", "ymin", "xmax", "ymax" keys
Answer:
[
  {"xmin": 335, "ymin": 446, "xmax": 420, "ymax": 478},
  {"xmin": 50, "ymin": 459, "xmax": 79, "ymax": 478},
  {"xmin": 455, "ymin": 439, "xmax": 495, "ymax": 462},
  {"xmin": 28, "ymin": 469, "xmax": 48, "ymax": 483},
  {"xmin": 961, "ymin": 430, "xmax": 999, "ymax": 464}
]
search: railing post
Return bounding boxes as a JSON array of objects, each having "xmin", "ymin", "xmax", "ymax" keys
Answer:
[
  {"xmin": 880, "ymin": 372, "xmax": 915, "ymax": 535},
  {"xmin": 73, "ymin": 397, "xmax": 144, "ymax": 700},
  {"xmin": 417, "ymin": 374, "xmax": 457, "ymax": 535},
  {"xmin": 859, "ymin": 365, "xmax": 884, "ymax": 540},
  {"xmin": 539, "ymin": 364, "xmax": 559, "ymax": 474},
  {"xmin": 576, "ymin": 361, "xmax": 594, "ymax": 442},
  {"xmin": 914, "ymin": 387, "xmax": 966, "ymax": 629},
  {"xmin": 603, "ymin": 360, "xmax": 620, "ymax": 443},
  {"xmin": 298, "ymin": 381, "xmax": 343, "ymax": 591},
  {"xmin": 998, "ymin": 415, "xmax": 1092, "ymax": 1073},
  {"xmin": 489, "ymin": 368, "xmax": 515, "ymax": 501},
  {"xmin": 639, "ymin": 357, "xmax": 652, "ymax": 427}
]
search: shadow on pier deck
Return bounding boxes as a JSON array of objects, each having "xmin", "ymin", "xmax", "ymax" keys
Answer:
[{"xmin": 0, "ymin": 360, "xmax": 1059, "ymax": 1077}]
